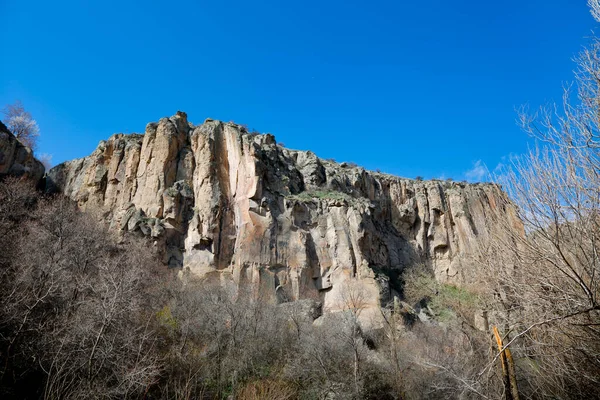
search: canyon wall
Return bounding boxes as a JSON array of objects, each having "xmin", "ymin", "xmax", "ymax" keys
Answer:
[{"xmin": 47, "ymin": 112, "xmax": 520, "ymax": 322}]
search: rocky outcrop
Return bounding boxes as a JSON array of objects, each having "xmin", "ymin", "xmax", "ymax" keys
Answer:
[
  {"xmin": 47, "ymin": 112, "xmax": 520, "ymax": 324},
  {"xmin": 0, "ymin": 120, "xmax": 44, "ymax": 183}
]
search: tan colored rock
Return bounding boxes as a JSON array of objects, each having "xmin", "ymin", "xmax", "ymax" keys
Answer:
[{"xmin": 47, "ymin": 113, "xmax": 521, "ymax": 325}]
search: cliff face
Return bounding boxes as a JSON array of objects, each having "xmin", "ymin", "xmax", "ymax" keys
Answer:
[
  {"xmin": 0, "ymin": 120, "xmax": 44, "ymax": 183},
  {"xmin": 47, "ymin": 112, "xmax": 520, "ymax": 320}
]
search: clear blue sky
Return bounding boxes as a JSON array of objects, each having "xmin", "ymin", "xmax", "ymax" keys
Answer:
[{"xmin": 0, "ymin": 0, "xmax": 595, "ymax": 181}]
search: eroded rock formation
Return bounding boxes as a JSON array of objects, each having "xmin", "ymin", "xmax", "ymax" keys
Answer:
[
  {"xmin": 47, "ymin": 112, "xmax": 519, "ymax": 322},
  {"xmin": 0, "ymin": 120, "xmax": 44, "ymax": 183}
]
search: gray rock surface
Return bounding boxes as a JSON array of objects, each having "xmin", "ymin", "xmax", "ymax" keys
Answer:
[{"xmin": 0, "ymin": 120, "xmax": 44, "ymax": 183}]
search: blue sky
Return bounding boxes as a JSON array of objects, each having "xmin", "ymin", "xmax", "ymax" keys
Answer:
[{"xmin": 0, "ymin": 0, "xmax": 595, "ymax": 181}]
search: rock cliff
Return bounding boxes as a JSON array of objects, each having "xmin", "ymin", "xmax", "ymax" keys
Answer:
[
  {"xmin": 0, "ymin": 120, "xmax": 45, "ymax": 183},
  {"xmin": 47, "ymin": 112, "xmax": 520, "ymax": 322}
]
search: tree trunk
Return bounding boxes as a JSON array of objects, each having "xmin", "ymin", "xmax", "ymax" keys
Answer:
[{"xmin": 493, "ymin": 326, "xmax": 519, "ymax": 400}]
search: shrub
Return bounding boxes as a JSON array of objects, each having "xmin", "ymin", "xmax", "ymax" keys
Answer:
[
  {"xmin": 165, "ymin": 186, "xmax": 179, "ymax": 197},
  {"xmin": 402, "ymin": 265, "xmax": 479, "ymax": 322}
]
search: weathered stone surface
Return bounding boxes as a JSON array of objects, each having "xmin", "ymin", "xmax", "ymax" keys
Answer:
[
  {"xmin": 0, "ymin": 120, "xmax": 44, "ymax": 183},
  {"xmin": 278, "ymin": 299, "xmax": 323, "ymax": 321},
  {"xmin": 47, "ymin": 112, "xmax": 521, "ymax": 325}
]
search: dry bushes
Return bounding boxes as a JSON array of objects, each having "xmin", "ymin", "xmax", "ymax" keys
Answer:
[
  {"xmin": 236, "ymin": 379, "xmax": 296, "ymax": 400},
  {"xmin": 0, "ymin": 178, "xmax": 165, "ymax": 399}
]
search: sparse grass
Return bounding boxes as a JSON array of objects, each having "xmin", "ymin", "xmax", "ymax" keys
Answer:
[
  {"xmin": 433, "ymin": 283, "xmax": 480, "ymax": 321},
  {"xmin": 435, "ymin": 307, "xmax": 456, "ymax": 322},
  {"xmin": 403, "ymin": 266, "xmax": 480, "ymax": 322},
  {"xmin": 156, "ymin": 305, "xmax": 179, "ymax": 331},
  {"xmin": 440, "ymin": 283, "xmax": 479, "ymax": 306},
  {"xmin": 286, "ymin": 189, "xmax": 352, "ymax": 202}
]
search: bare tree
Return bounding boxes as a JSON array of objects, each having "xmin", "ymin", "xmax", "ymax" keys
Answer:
[
  {"xmin": 0, "ymin": 185, "xmax": 165, "ymax": 399},
  {"xmin": 590, "ymin": 0, "xmax": 600, "ymax": 23},
  {"xmin": 2, "ymin": 101, "xmax": 40, "ymax": 150},
  {"xmin": 472, "ymin": 6, "xmax": 600, "ymax": 398},
  {"xmin": 337, "ymin": 279, "xmax": 378, "ymax": 398}
]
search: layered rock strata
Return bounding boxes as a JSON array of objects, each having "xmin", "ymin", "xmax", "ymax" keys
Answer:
[{"xmin": 47, "ymin": 112, "xmax": 519, "ymax": 321}]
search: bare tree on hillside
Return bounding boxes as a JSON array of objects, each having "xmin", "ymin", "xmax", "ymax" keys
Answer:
[
  {"xmin": 473, "ymin": 6, "xmax": 600, "ymax": 397},
  {"xmin": 2, "ymin": 101, "xmax": 40, "ymax": 150},
  {"xmin": 0, "ymin": 190, "xmax": 164, "ymax": 399},
  {"xmin": 339, "ymin": 280, "xmax": 370, "ymax": 397}
]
